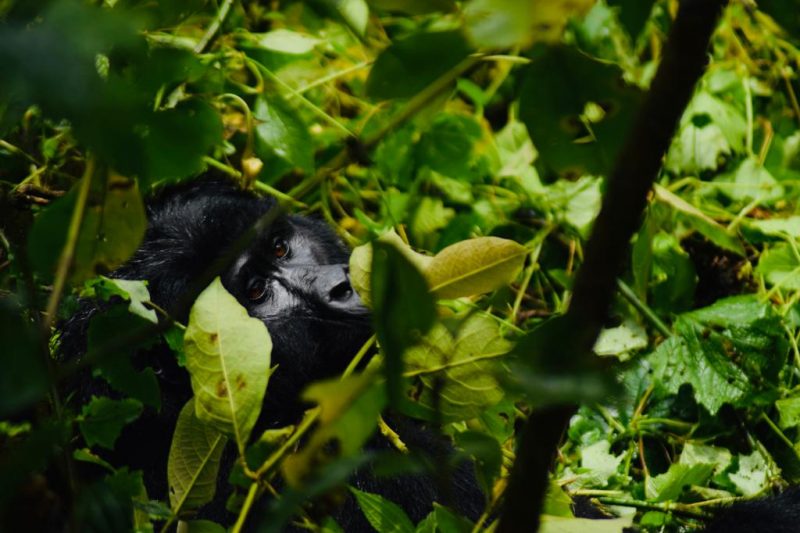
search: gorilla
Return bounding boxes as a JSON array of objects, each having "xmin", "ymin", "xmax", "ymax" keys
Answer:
[{"xmin": 59, "ymin": 179, "xmax": 483, "ymax": 531}]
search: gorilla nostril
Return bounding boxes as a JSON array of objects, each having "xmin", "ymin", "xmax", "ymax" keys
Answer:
[{"xmin": 329, "ymin": 280, "xmax": 353, "ymax": 302}]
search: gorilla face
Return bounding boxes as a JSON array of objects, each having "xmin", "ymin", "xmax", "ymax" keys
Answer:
[
  {"xmin": 219, "ymin": 213, "xmax": 372, "ymax": 421},
  {"xmin": 82, "ymin": 179, "xmax": 372, "ymax": 422}
]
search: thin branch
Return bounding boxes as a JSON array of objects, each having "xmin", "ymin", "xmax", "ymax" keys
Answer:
[{"xmin": 194, "ymin": 0, "xmax": 234, "ymax": 54}]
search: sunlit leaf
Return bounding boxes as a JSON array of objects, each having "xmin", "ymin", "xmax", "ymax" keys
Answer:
[
  {"xmin": 426, "ymin": 237, "xmax": 526, "ymax": 299},
  {"xmin": 184, "ymin": 278, "xmax": 272, "ymax": 453}
]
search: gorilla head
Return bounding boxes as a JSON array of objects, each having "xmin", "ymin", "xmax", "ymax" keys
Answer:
[{"xmin": 107, "ymin": 180, "xmax": 372, "ymax": 419}]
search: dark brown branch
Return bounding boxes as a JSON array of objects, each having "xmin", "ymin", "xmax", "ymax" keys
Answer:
[{"xmin": 496, "ymin": 1, "xmax": 728, "ymax": 531}]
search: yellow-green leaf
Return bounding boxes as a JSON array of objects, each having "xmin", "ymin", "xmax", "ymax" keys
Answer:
[
  {"xmin": 426, "ymin": 237, "xmax": 526, "ymax": 298},
  {"xmin": 184, "ymin": 278, "xmax": 271, "ymax": 453},
  {"xmin": 167, "ymin": 398, "xmax": 227, "ymax": 513},
  {"xmin": 349, "ymin": 231, "xmax": 432, "ymax": 306}
]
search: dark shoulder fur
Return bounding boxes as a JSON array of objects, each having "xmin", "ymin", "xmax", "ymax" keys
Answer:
[{"xmin": 701, "ymin": 489, "xmax": 800, "ymax": 533}]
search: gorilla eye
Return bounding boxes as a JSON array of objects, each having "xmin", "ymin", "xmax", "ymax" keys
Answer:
[
  {"xmin": 273, "ymin": 238, "xmax": 289, "ymax": 259},
  {"xmin": 246, "ymin": 278, "xmax": 268, "ymax": 301}
]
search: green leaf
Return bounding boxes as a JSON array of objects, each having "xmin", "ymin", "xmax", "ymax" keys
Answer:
[
  {"xmin": 88, "ymin": 306, "xmax": 161, "ymax": 409},
  {"xmin": 776, "ymin": 396, "xmax": 800, "ymax": 429},
  {"xmin": 182, "ymin": 520, "xmax": 227, "ymax": 533},
  {"xmin": 539, "ymin": 516, "xmax": 632, "ymax": 533},
  {"xmin": 28, "ymin": 174, "xmax": 147, "ymax": 283},
  {"xmin": 371, "ymin": 240, "xmax": 436, "ymax": 404},
  {"xmin": 746, "ymin": 216, "xmax": 800, "ymax": 240},
  {"xmin": 665, "ymin": 91, "xmax": 746, "ymax": 174},
  {"xmin": 365, "ymin": 31, "xmax": 471, "ymax": 100},
  {"xmin": 650, "ymin": 232, "xmax": 697, "ymax": 314},
  {"xmin": 82, "ymin": 277, "xmax": 157, "ymax": 324},
  {"xmin": 464, "ymin": 0, "xmax": 594, "ymax": 49},
  {"xmin": 327, "ymin": 0, "xmax": 369, "ymax": 37},
  {"xmin": 78, "ymin": 396, "xmax": 143, "ymax": 450},
  {"xmin": 607, "ymin": 0, "xmax": 655, "ymax": 39},
  {"xmin": 518, "ymin": 46, "xmax": 642, "ymax": 177},
  {"xmin": 416, "ymin": 113, "xmax": 483, "ymax": 180},
  {"xmin": 645, "ymin": 463, "xmax": 715, "ymax": 501},
  {"xmin": 404, "ymin": 313, "xmax": 511, "ymax": 421},
  {"xmin": 729, "ymin": 450, "xmax": 769, "ymax": 496},
  {"xmin": 580, "ymin": 440, "xmax": 623, "ymax": 487},
  {"xmin": 255, "ymin": 29, "xmax": 321, "ymax": 54},
  {"xmin": 253, "ymin": 93, "xmax": 314, "ymax": 177},
  {"xmin": 426, "ymin": 237, "xmax": 526, "ymax": 299},
  {"xmin": 653, "ymin": 185, "xmax": 745, "ymax": 256},
  {"xmin": 714, "ymin": 158, "xmax": 784, "ymax": 205},
  {"xmin": 678, "ymin": 442, "xmax": 732, "ymax": 474},
  {"xmin": 756, "ymin": 243, "xmax": 800, "ymax": 290},
  {"xmin": 350, "ymin": 487, "xmax": 415, "ymax": 533},
  {"xmin": 167, "ymin": 398, "xmax": 228, "ymax": 513},
  {"xmin": 349, "ymin": 231, "xmax": 432, "ymax": 307},
  {"xmin": 650, "ymin": 296, "xmax": 786, "ymax": 414},
  {"xmin": 184, "ymin": 278, "xmax": 272, "ymax": 453},
  {"xmin": 282, "ymin": 374, "xmax": 385, "ymax": 485},
  {"xmin": 593, "ymin": 320, "xmax": 648, "ymax": 359}
]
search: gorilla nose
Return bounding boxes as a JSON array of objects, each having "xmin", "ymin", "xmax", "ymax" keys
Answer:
[{"xmin": 317, "ymin": 265, "xmax": 366, "ymax": 314}]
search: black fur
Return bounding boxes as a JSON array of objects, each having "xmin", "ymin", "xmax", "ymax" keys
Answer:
[
  {"xmin": 59, "ymin": 179, "xmax": 484, "ymax": 530},
  {"xmin": 700, "ymin": 489, "xmax": 800, "ymax": 533}
]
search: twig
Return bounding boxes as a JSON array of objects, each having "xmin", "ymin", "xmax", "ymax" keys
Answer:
[{"xmin": 194, "ymin": 0, "xmax": 234, "ymax": 54}]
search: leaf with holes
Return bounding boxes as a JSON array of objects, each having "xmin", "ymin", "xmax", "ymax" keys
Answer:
[{"xmin": 184, "ymin": 278, "xmax": 271, "ymax": 453}]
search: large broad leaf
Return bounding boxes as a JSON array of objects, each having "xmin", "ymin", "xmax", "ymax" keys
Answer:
[
  {"xmin": 350, "ymin": 487, "xmax": 414, "ymax": 533},
  {"xmin": 184, "ymin": 278, "xmax": 272, "ymax": 453},
  {"xmin": 404, "ymin": 314, "xmax": 511, "ymax": 421},
  {"xmin": 28, "ymin": 173, "xmax": 146, "ymax": 283},
  {"xmin": 665, "ymin": 91, "xmax": 746, "ymax": 175},
  {"xmin": 167, "ymin": 398, "xmax": 228, "ymax": 513},
  {"xmin": 756, "ymin": 243, "xmax": 800, "ymax": 290},
  {"xmin": 426, "ymin": 237, "xmax": 526, "ymax": 299},
  {"xmin": 78, "ymin": 397, "xmax": 143, "ymax": 450},
  {"xmin": 650, "ymin": 296, "xmax": 786, "ymax": 414},
  {"xmin": 645, "ymin": 463, "xmax": 714, "ymax": 502},
  {"xmin": 518, "ymin": 45, "xmax": 642, "ymax": 177},
  {"xmin": 365, "ymin": 30, "xmax": 472, "ymax": 100},
  {"xmin": 253, "ymin": 93, "xmax": 314, "ymax": 179}
]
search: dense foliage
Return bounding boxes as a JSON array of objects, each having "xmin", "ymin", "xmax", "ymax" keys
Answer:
[{"xmin": 3, "ymin": 0, "xmax": 800, "ymax": 531}]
